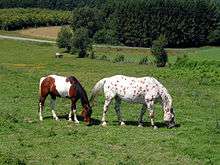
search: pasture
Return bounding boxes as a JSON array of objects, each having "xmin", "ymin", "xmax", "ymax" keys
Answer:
[{"xmin": 0, "ymin": 39, "xmax": 219, "ymax": 164}]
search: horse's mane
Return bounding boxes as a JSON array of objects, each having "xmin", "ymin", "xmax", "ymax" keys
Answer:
[{"xmin": 69, "ymin": 77, "xmax": 90, "ymax": 106}]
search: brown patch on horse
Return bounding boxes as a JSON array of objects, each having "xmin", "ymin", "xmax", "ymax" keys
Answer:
[
  {"xmin": 40, "ymin": 77, "xmax": 60, "ymax": 97},
  {"xmin": 69, "ymin": 85, "xmax": 77, "ymax": 98},
  {"xmin": 66, "ymin": 76, "xmax": 79, "ymax": 98}
]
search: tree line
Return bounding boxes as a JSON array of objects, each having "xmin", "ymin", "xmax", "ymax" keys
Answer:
[
  {"xmin": 0, "ymin": 0, "xmax": 105, "ymax": 10},
  {"xmin": 70, "ymin": 0, "xmax": 219, "ymax": 47},
  {"xmin": 0, "ymin": 8, "xmax": 71, "ymax": 30},
  {"xmin": 1, "ymin": 0, "xmax": 219, "ymax": 47}
]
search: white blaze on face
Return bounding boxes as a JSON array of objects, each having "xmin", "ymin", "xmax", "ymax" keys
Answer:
[{"xmin": 50, "ymin": 75, "xmax": 72, "ymax": 97}]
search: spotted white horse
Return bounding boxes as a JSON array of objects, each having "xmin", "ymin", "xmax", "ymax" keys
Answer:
[{"xmin": 90, "ymin": 75, "xmax": 175, "ymax": 128}]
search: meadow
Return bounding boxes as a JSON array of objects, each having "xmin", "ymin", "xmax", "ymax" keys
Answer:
[{"xmin": 0, "ymin": 39, "xmax": 219, "ymax": 164}]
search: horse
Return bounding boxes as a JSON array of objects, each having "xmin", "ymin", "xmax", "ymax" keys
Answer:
[
  {"xmin": 90, "ymin": 75, "xmax": 175, "ymax": 128},
  {"xmin": 38, "ymin": 75, "xmax": 92, "ymax": 124}
]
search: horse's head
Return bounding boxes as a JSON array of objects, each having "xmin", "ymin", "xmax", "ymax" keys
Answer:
[
  {"xmin": 164, "ymin": 107, "xmax": 175, "ymax": 128},
  {"xmin": 81, "ymin": 104, "xmax": 92, "ymax": 124}
]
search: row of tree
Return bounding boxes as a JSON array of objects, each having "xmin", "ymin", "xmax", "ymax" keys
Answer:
[
  {"xmin": 0, "ymin": 0, "xmax": 105, "ymax": 10},
  {"xmin": 1, "ymin": 0, "xmax": 219, "ymax": 47},
  {"xmin": 0, "ymin": 8, "xmax": 71, "ymax": 30},
  {"xmin": 70, "ymin": 0, "xmax": 219, "ymax": 47}
]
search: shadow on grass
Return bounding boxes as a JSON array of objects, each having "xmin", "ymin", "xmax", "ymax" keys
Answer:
[
  {"xmin": 113, "ymin": 120, "xmax": 181, "ymax": 128},
  {"xmin": 43, "ymin": 114, "xmax": 101, "ymax": 126},
  {"xmin": 43, "ymin": 115, "xmax": 180, "ymax": 128}
]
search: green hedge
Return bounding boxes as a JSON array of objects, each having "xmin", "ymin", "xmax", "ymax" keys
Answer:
[{"xmin": 0, "ymin": 8, "xmax": 71, "ymax": 30}]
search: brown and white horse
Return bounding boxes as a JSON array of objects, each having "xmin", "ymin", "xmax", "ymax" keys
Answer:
[{"xmin": 38, "ymin": 75, "xmax": 92, "ymax": 124}]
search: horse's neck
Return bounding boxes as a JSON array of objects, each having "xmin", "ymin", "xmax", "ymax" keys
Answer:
[
  {"xmin": 76, "ymin": 83, "xmax": 89, "ymax": 107},
  {"xmin": 80, "ymin": 96, "xmax": 89, "ymax": 107},
  {"xmin": 160, "ymin": 88, "xmax": 172, "ymax": 112}
]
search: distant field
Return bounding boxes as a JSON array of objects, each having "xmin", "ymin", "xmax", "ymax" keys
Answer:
[
  {"xmin": 0, "ymin": 26, "xmax": 61, "ymax": 41},
  {"xmin": 0, "ymin": 39, "xmax": 219, "ymax": 164},
  {"xmin": 18, "ymin": 26, "xmax": 61, "ymax": 40}
]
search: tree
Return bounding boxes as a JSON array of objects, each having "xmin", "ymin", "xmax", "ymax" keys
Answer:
[
  {"xmin": 57, "ymin": 26, "xmax": 73, "ymax": 52},
  {"xmin": 93, "ymin": 29, "xmax": 118, "ymax": 45},
  {"xmin": 151, "ymin": 34, "xmax": 168, "ymax": 67},
  {"xmin": 70, "ymin": 28, "xmax": 92, "ymax": 58},
  {"xmin": 71, "ymin": 6, "xmax": 104, "ymax": 38}
]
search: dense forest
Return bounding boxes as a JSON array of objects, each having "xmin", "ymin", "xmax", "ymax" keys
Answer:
[
  {"xmin": 0, "ymin": 0, "xmax": 106, "ymax": 10},
  {"xmin": 70, "ymin": 0, "xmax": 219, "ymax": 47}
]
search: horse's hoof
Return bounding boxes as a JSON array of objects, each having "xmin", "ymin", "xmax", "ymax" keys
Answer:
[
  {"xmin": 68, "ymin": 119, "xmax": 73, "ymax": 122},
  {"xmin": 74, "ymin": 121, "xmax": 80, "ymax": 124},
  {"xmin": 101, "ymin": 122, "xmax": 107, "ymax": 127},
  {"xmin": 153, "ymin": 125, "xmax": 158, "ymax": 130},
  {"xmin": 54, "ymin": 117, "xmax": 59, "ymax": 121},
  {"xmin": 120, "ymin": 121, "xmax": 126, "ymax": 126},
  {"xmin": 138, "ymin": 124, "xmax": 143, "ymax": 128}
]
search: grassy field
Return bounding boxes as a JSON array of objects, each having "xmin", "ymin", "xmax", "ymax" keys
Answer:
[
  {"xmin": 0, "ymin": 39, "xmax": 219, "ymax": 164},
  {"xmin": 18, "ymin": 26, "xmax": 61, "ymax": 40}
]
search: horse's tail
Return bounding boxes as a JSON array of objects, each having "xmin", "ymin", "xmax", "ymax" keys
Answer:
[
  {"xmin": 90, "ymin": 78, "xmax": 107, "ymax": 106},
  {"xmin": 39, "ymin": 77, "xmax": 45, "ymax": 96}
]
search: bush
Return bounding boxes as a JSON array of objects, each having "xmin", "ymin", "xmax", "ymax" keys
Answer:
[
  {"xmin": 113, "ymin": 55, "xmax": 125, "ymax": 63},
  {"xmin": 151, "ymin": 35, "xmax": 168, "ymax": 67},
  {"xmin": 70, "ymin": 28, "xmax": 92, "ymax": 58},
  {"xmin": 100, "ymin": 55, "xmax": 108, "ymax": 60},
  {"xmin": 57, "ymin": 26, "xmax": 73, "ymax": 52},
  {"xmin": 139, "ymin": 56, "xmax": 148, "ymax": 65},
  {"xmin": 88, "ymin": 50, "xmax": 96, "ymax": 59}
]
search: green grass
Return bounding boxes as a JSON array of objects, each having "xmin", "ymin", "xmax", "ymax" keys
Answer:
[{"xmin": 0, "ymin": 39, "xmax": 219, "ymax": 164}]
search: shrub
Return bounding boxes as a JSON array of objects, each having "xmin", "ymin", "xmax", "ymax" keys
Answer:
[
  {"xmin": 100, "ymin": 55, "xmax": 108, "ymax": 60},
  {"xmin": 89, "ymin": 50, "xmax": 96, "ymax": 59},
  {"xmin": 57, "ymin": 26, "xmax": 73, "ymax": 52},
  {"xmin": 151, "ymin": 35, "xmax": 168, "ymax": 67},
  {"xmin": 70, "ymin": 28, "xmax": 92, "ymax": 58},
  {"xmin": 113, "ymin": 55, "xmax": 125, "ymax": 63},
  {"xmin": 139, "ymin": 56, "xmax": 148, "ymax": 65}
]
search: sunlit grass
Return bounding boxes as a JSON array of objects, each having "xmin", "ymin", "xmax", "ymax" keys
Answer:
[{"xmin": 0, "ymin": 39, "xmax": 219, "ymax": 164}]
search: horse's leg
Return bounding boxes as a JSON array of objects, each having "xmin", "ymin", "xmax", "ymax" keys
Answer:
[
  {"xmin": 138, "ymin": 104, "xmax": 147, "ymax": 127},
  {"xmin": 146, "ymin": 101, "xmax": 157, "ymax": 129},
  {"xmin": 114, "ymin": 96, "xmax": 125, "ymax": 126},
  {"xmin": 50, "ymin": 96, "xmax": 59, "ymax": 121},
  {"xmin": 39, "ymin": 96, "xmax": 46, "ymax": 121},
  {"xmin": 70, "ymin": 100, "xmax": 79, "ymax": 124},
  {"xmin": 101, "ymin": 98, "xmax": 112, "ymax": 126}
]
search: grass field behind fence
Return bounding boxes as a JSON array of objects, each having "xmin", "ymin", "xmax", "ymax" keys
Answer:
[{"xmin": 0, "ymin": 39, "xmax": 219, "ymax": 164}]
